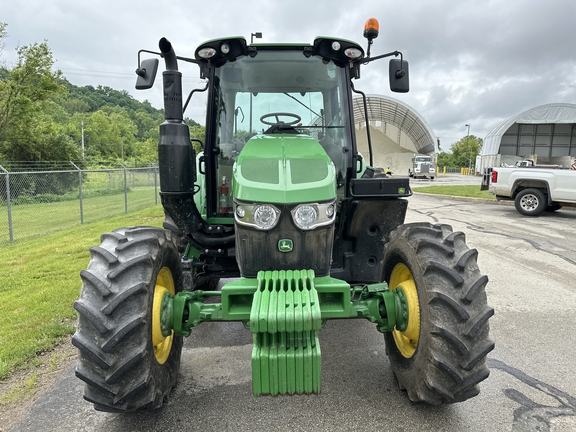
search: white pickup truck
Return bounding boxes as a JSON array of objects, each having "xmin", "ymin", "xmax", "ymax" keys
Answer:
[{"xmin": 489, "ymin": 164, "xmax": 576, "ymax": 216}]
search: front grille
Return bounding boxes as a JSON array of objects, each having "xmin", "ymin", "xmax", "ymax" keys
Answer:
[{"xmin": 236, "ymin": 210, "xmax": 334, "ymax": 277}]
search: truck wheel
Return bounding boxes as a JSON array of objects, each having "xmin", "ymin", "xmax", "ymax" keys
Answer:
[
  {"xmin": 72, "ymin": 227, "xmax": 183, "ymax": 412},
  {"xmin": 515, "ymin": 188, "xmax": 546, "ymax": 216},
  {"xmin": 383, "ymin": 223, "xmax": 494, "ymax": 404}
]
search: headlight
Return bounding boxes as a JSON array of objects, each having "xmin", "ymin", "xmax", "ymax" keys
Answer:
[
  {"xmin": 293, "ymin": 205, "xmax": 317, "ymax": 229},
  {"xmin": 234, "ymin": 202, "xmax": 280, "ymax": 230},
  {"xmin": 197, "ymin": 47, "xmax": 217, "ymax": 59},
  {"xmin": 291, "ymin": 200, "xmax": 336, "ymax": 230},
  {"xmin": 326, "ymin": 204, "xmax": 335, "ymax": 218},
  {"xmin": 254, "ymin": 205, "xmax": 279, "ymax": 230},
  {"xmin": 344, "ymin": 47, "xmax": 363, "ymax": 59}
]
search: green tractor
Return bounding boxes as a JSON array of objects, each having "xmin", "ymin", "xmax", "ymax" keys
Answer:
[{"xmin": 73, "ymin": 19, "xmax": 494, "ymax": 412}]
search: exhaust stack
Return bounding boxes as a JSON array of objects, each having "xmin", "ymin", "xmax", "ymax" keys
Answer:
[{"xmin": 157, "ymin": 37, "xmax": 195, "ymax": 193}]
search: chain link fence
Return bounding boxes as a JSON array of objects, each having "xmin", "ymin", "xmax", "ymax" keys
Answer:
[{"xmin": 0, "ymin": 162, "xmax": 159, "ymax": 244}]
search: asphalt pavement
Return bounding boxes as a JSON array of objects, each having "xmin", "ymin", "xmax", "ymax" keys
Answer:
[{"xmin": 9, "ymin": 176, "xmax": 576, "ymax": 432}]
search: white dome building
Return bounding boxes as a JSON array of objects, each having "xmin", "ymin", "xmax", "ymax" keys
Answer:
[
  {"xmin": 352, "ymin": 95, "xmax": 437, "ymax": 176},
  {"xmin": 480, "ymin": 103, "xmax": 576, "ymax": 172}
]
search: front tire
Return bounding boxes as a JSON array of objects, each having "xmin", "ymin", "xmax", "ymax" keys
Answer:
[
  {"xmin": 515, "ymin": 188, "xmax": 547, "ymax": 216},
  {"xmin": 383, "ymin": 223, "xmax": 494, "ymax": 404},
  {"xmin": 72, "ymin": 227, "xmax": 183, "ymax": 412}
]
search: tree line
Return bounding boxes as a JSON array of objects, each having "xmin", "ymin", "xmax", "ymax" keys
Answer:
[
  {"xmin": 0, "ymin": 22, "xmax": 205, "ymax": 169},
  {"xmin": 437, "ymin": 135, "xmax": 483, "ymax": 169}
]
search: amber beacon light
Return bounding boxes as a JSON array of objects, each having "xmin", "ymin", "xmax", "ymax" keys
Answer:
[{"xmin": 363, "ymin": 18, "xmax": 379, "ymax": 41}]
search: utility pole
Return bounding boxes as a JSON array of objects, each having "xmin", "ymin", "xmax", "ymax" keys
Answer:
[
  {"xmin": 465, "ymin": 124, "xmax": 471, "ymax": 173},
  {"xmin": 81, "ymin": 121, "xmax": 85, "ymax": 159}
]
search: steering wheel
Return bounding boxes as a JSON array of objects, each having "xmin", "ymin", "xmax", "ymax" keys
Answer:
[{"xmin": 260, "ymin": 112, "xmax": 302, "ymax": 126}]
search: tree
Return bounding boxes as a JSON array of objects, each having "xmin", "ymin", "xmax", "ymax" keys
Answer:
[
  {"xmin": 437, "ymin": 151, "xmax": 456, "ymax": 168},
  {"xmin": 132, "ymin": 137, "xmax": 158, "ymax": 162},
  {"xmin": 0, "ymin": 37, "xmax": 67, "ymax": 161},
  {"xmin": 132, "ymin": 109, "xmax": 161, "ymax": 140},
  {"xmin": 82, "ymin": 110, "xmax": 137, "ymax": 160},
  {"xmin": 189, "ymin": 124, "xmax": 206, "ymax": 153},
  {"xmin": 437, "ymin": 135, "xmax": 483, "ymax": 168},
  {"xmin": 450, "ymin": 135, "xmax": 483, "ymax": 168},
  {"xmin": 61, "ymin": 98, "xmax": 91, "ymax": 115}
]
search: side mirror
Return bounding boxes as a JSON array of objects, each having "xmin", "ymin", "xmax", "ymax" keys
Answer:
[
  {"xmin": 389, "ymin": 59, "xmax": 409, "ymax": 93},
  {"xmin": 135, "ymin": 58, "xmax": 159, "ymax": 90}
]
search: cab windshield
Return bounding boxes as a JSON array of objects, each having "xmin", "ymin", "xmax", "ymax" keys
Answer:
[
  {"xmin": 215, "ymin": 50, "xmax": 346, "ymax": 144},
  {"xmin": 210, "ymin": 49, "xmax": 352, "ymax": 174}
]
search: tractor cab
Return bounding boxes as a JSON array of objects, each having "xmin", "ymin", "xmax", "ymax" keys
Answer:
[{"xmin": 198, "ymin": 38, "xmax": 366, "ymax": 221}]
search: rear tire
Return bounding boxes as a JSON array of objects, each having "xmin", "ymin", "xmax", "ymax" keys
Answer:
[
  {"xmin": 383, "ymin": 223, "xmax": 494, "ymax": 404},
  {"xmin": 72, "ymin": 227, "xmax": 183, "ymax": 412},
  {"xmin": 515, "ymin": 188, "xmax": 547, "ymax": 216}
]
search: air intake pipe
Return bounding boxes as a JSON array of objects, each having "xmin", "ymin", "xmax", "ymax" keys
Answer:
[{"xmin": 157, "ymin": 38, "xmax": 235, "ymax": 248}]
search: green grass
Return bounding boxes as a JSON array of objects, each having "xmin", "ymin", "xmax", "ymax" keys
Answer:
[
  {"xmin": 413, "ymin": 185, "xmax": 495, "ymax": 199},
  {"xmin": 0, "ymin": 205, "xmax": 165, "ymax": 379}
]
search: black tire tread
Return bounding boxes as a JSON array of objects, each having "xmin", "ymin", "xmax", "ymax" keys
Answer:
[
  {"xmin": 514, "ymin": 188, "xmax": 547, "ymax": 216},
  {"xmin": 383, "ymin": 222, "xmax": 494, "ymax": 405},
  {"xmin": 72, "ymin": 226, "xmax": 183, "ymax": 412}
]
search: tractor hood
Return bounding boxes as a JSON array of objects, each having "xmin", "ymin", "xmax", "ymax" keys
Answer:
[{"xmin": 233, "ymin": 134, "xmax": 336, "ymax": 204}]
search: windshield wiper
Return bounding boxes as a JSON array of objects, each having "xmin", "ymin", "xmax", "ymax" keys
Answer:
[{"xmin": 282, "ymin": 92, "xmax": 322, "ymax": 119}]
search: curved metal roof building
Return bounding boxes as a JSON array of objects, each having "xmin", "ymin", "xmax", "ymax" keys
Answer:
[
  {"xmin": 482, "ymin": 103, "xmax": 576, "ymax": 158},
  {"xmin": 352, "ymin": 94, "xmax": 437, "ymax": 154}
]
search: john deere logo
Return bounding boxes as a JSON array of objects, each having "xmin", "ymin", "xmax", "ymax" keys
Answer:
[
  {"xmin": 398, "ymin": 187, "xmax": 406, "ymax": 194},
  {"xmin": 278, "ymin": 239, "xmax": 293, "ymax": 253}
]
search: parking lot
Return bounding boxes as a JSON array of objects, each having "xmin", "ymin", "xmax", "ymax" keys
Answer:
[{"xmin": 11, "ymin": 190, "xmax": 576, "ymax": 432}]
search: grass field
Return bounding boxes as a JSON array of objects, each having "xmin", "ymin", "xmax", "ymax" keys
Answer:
[
  {"xmin": 413, "ymin": 185, "xmax": 495, "ymax": 199},
  {"xmin": 0, "ymin": 205, "xmax": 164, "ymax": 380}
]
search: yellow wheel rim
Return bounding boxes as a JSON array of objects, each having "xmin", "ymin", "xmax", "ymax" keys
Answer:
[
  {"xmin": 389, "ymin": 263, "xmax": 420, "ymax": 358},
  {"xmin": 152, "ymin": 267, "xmax": 175, "ymax": 364}
]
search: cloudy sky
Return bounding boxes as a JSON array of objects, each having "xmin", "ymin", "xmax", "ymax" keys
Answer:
[{"xmin": 3, "ymin": 0, "xmax": 576, "ymax": 149}]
